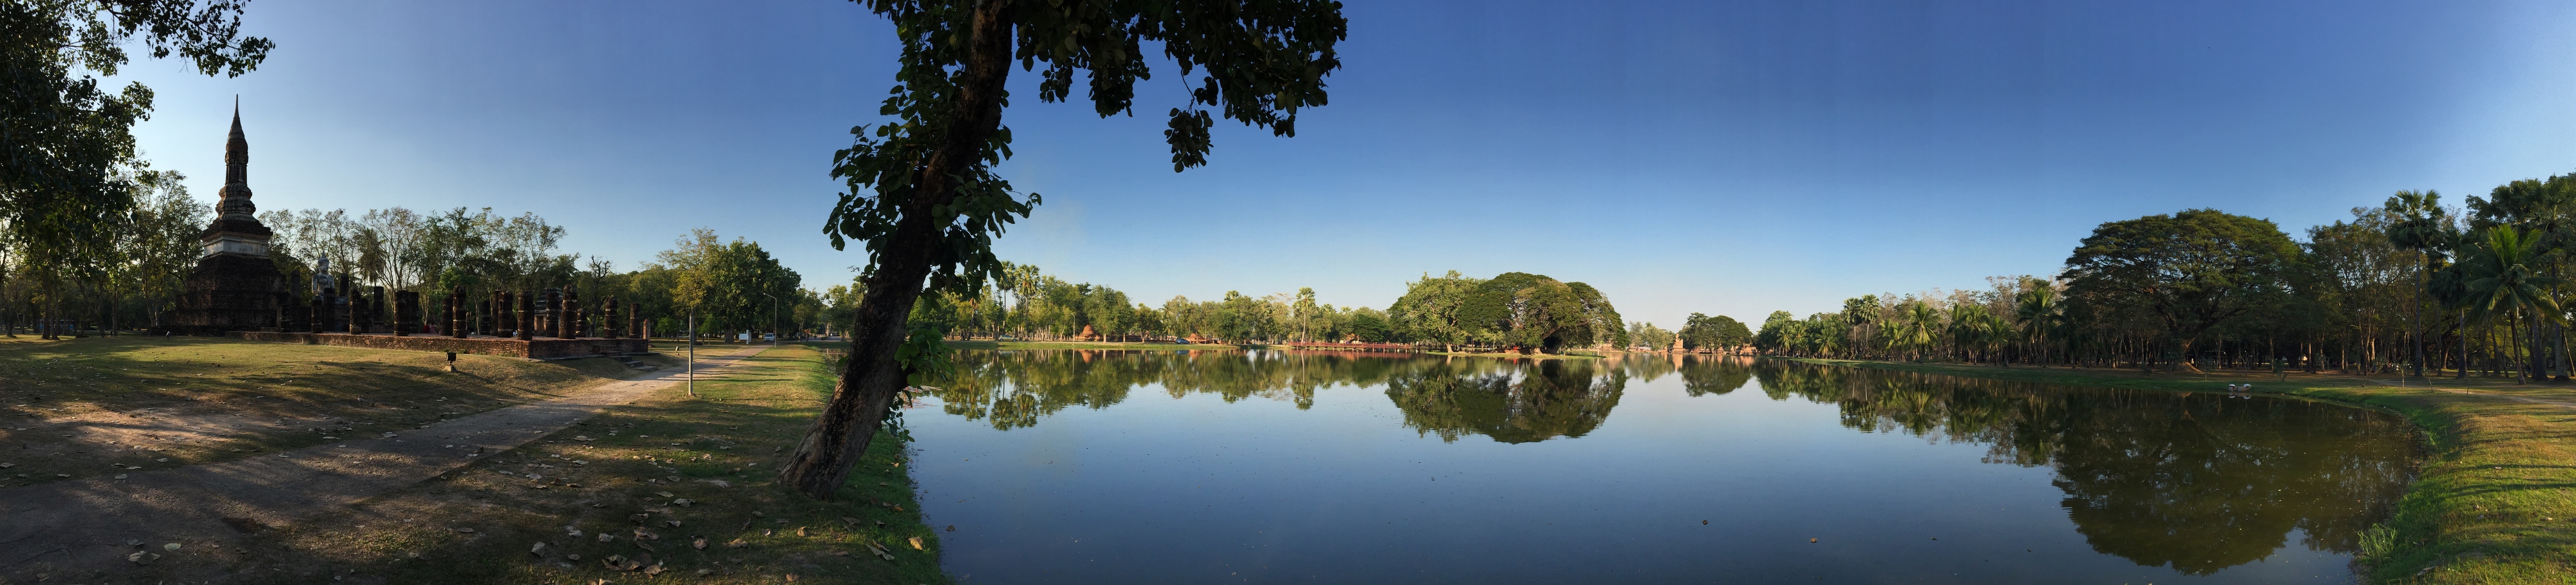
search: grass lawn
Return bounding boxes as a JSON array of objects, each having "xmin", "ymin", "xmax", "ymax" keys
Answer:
[
  {"xmin": 1784, "ymin": 357, "xmax": 2576, "ymax": 585},
  {"xmin": 0, "ymin": 336, "xmax": 670, "ymax": 487},
  {"xmin": 187, "ymin": 344, "xmax": 948, "ymax": 584}
]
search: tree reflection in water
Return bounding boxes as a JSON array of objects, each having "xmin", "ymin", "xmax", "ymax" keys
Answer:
[
  {"xmin": 921, "ymin": 349, "xmax": 2414, "ymax": 574},
  {"xmin": 1747, "ymin": 360, "xmax": 2419, "ymax": 575}
]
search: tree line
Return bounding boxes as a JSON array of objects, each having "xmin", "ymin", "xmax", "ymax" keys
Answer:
[
  {"xmin": 1754, "ymin": 171, "xmax": 2576, "ymax": 382},
  {"xmin": 3, "ymin": 198, "xmax": 823, "ymax": 340},
  {"xmin": 887, "ymin": 268, "xmax": 1640, "ymax": 354}
]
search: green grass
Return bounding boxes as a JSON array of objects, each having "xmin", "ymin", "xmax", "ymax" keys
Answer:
[
  {"xmin": 190, "ymin": 345, "xmax": 950, "ymax": 584},
  {"xmin": 0, "ymin": 336, "xmax": 672, "ymax": 487},
  {"xmin": 1782, "ymin": 357, "xmax": 2576, "ymax": 584}
]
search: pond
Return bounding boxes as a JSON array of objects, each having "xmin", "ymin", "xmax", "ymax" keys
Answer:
[{"xmin": 907, "ymin": 349, "xmax": 2419, "ymax": 584}]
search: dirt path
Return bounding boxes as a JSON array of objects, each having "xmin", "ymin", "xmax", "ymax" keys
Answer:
[{"xmin": 0, "ymin": 345, "xmax": 770, "ymax": 578}]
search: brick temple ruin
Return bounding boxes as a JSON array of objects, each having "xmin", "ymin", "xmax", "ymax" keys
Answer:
[
  {"xmin": 156, "ymin": 105, "xmax": 652, "ymax": 359},
  {"xmin": 156, "ymin": 105, "xmax": 292, "ymax": 335}
]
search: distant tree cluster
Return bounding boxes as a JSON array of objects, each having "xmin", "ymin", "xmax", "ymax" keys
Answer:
[
  {"xmin": 900, "ymin": 263, "xmax": 1394, "ymax": 344},
  {"xmin": 1387, "ymin": 271, "xmax": 1627, "ymax": 353},
  {"xmin": 1754, "ymin": 172, "xmax": 2576, "ymax": 382}
]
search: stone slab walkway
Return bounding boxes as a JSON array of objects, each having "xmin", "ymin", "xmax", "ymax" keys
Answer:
[{"xmin": 0, "ymin": 344, "xmax": 771, "ymax": 577}]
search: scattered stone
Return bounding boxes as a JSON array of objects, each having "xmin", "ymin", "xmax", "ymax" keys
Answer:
[
  {"xmin": 725, "ymin": 538, "xmax": 749, "ymax": 548},
  {"xmin": 530, "ymin": 542, "xmax": 547, "ymax": 555},
  {"xmin": 672, "ymin": 498, "xmax": 694, "ymax": 507},
  {"xmin": 664, "ymin": 520, "xmax": 681, "ymax": 528},
  {"xmin": 908, "ymin": 537, "xmax": 923, "ymax": 550},
  {"xmin": 113, "ymin": 474, "xmax": 128, "ymax": 480},
  {"xmin": 164, "ymin": 543, "xmax": 182, "ymax": 552},
  {"xmin": 598, "ymin": 533, "xmax": 616, "ymax": 543}
]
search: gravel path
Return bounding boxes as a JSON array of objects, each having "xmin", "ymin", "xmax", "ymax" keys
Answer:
[{"xmin": 0, "ymin": 344, "xmax": 770, "ymax": 577}]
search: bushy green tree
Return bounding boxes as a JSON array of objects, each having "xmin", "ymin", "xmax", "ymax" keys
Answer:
[{"xmin": 2062, "ymin": 209, "xmax": 2300, "ymax": 372}]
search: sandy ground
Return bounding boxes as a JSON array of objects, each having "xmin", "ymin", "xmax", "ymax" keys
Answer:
[{"xmin": 0, "ymin": 346, "xmax": 767, "ymax": 580}]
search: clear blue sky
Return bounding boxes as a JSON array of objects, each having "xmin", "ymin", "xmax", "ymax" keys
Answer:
[{"xmin": 117, "ymin": 0, "xmax": 2576, "ymax": 329}]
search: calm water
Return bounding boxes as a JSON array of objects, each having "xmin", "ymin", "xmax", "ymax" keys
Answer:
[{"xmin": 907, "ymin": 350, "xmax": 2418, "ymax": 584}]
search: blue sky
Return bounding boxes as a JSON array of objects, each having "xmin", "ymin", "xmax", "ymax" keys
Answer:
[{"xmin": 117, "ymin": 0, "xmax": 2576, "ymax": 329}]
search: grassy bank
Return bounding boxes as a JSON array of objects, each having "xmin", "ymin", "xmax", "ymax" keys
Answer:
[
  {"xmin": 1783, "ymin": 357, "xmax": 2576, "ymax": 584},
  {"xmin": 0, "ymin": 336, "xmax": 669, "ymax": 487},
  {"xmin": 198, "ymin": 345, "xmax": 949, "ymax": 584}
]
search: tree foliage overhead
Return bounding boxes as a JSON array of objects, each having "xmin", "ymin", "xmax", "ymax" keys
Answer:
[
  {"xmin": 820, "ymin": 0, "xmax": 1347, "ymax": 300},
  {"xmin": 788, "ymin": 0, "xmax": 1350, "ymax": 499}
]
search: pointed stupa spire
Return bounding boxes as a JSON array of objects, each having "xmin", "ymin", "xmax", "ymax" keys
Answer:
[{"xmin": 216, "ymin": 97, "xmax": 256, "ymax": 219}]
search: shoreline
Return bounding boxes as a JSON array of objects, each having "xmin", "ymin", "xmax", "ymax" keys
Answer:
[{"xmin": 1780, "ymin": 357, "xmax": 2575, "ymax": 584}]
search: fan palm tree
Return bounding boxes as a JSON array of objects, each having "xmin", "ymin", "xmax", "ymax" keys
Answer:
[
  {"xmin": 2463, "ymin": 226, "xmax": 2561, "ymax": 384},
  {"xmin": 2384, "ymin": 190, "xmax": 2450, "ymax": 378}
]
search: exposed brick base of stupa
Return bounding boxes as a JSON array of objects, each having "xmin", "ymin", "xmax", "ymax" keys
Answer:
[{"xmin": 234, "ymin": 331, "xmax": 650, "ymax": 360}]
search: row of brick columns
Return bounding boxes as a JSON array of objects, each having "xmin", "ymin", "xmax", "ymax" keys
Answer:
[{"xmin": 438, "ymin": 288, "xmax": 643, "ymax": 340}]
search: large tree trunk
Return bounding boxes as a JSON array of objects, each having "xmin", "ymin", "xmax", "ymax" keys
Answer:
[{"xmin": 777, "ymin": 0, "xmax": 1016, "ymax": 499}]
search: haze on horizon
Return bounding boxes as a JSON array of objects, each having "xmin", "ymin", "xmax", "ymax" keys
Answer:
[{"xmin": 112, "ymin": 0, "xmax": 2576, "ymax": 328}]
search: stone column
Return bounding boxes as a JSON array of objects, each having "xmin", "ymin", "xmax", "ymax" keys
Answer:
[
  {"xmin": 337, "ymin": 275, "xmax": 356, "ymax": 332},
  {"xmin": 564, "ymin": 288, "xmax": 583, "ymax": 339},
  {"xmin": 499, "ymin": 291, "xmax": 516, "ymax": 338},
  {"xmin": 516, "ymin": 290, "xmax": 535, "ymax": 341},
  {"xmin": 448, "ymin": 292, "xmax": 463, "ymax": 338},
  {"xmin": 393, "ymin": 291, "xmax": 418, "ymax": 336},
  {"xmin": 603, "ymin": 297, "xmax": 620, "ymax": 339},
  {"xmin": 629, "ymin": 310, "xmax": 642, "ymax": 340},
  {"xmin": 367, "ymin": 286, "xmax": 386, "ymax": 333}
]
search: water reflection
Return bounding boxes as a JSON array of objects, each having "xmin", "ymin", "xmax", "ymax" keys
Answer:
[
  {"xmin": 1746, "ymin": 360, "xmax": 2417, "ymax": 574},
  {"xmin": 920, "ymin": 349, "xmax": 2415, "ymax": 576}
]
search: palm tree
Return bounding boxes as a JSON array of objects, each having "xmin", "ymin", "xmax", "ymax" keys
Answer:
[
  {"xmin": 1949, "ymin": 303, "xmax": 2005, "ymax": 363},
  {"xmin": 1889, "ymin": 302, "xmax": 1942, "ymax": 361},
  {"xmin": 2014, "ymin": 282, "xmax": 2061, "ymax": 367},
  {"xmin": 2384, "ymin": 190, "xmax": 2449, "ymax": 378},
  {"xmin": 2463, "ymin": 226, "xmax": 2562, "ymax": 384}
]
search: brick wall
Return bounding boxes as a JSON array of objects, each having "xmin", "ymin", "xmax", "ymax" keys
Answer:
[{"xmin": 235, "ymin": 331, "xmax": 650, "ymax": 360}]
